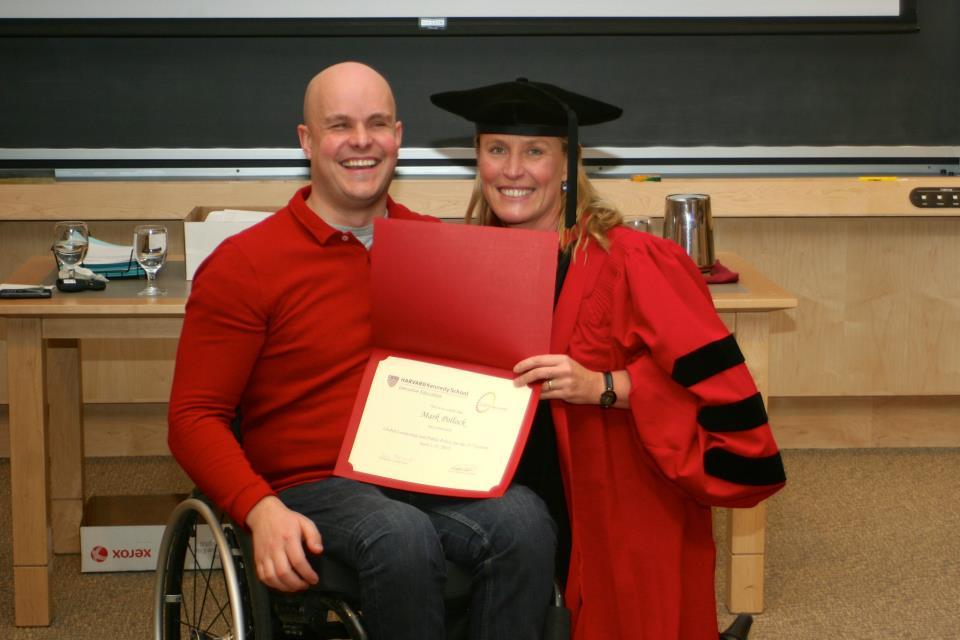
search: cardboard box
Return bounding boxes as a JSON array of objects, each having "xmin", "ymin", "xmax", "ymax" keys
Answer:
[
  {"xmin": 184, "ymin": 206, "xmax": 278, "ymax": 279},
  {"xmin": 80, "ymin": 493, "xmax": 193, "ymax": 573}
]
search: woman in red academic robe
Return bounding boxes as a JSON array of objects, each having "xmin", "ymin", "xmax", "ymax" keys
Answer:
[{"xmin": 431, "ymin": 80, "xmax": 786, "ymax": 640}]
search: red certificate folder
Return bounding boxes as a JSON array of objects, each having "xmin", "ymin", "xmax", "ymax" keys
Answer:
[{"xmin": 334, "ymin": 218, "xmax": 557, "ymax": 497}]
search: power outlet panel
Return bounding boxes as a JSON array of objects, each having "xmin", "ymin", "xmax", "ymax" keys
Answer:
[{"xmin": 910, "ymin": 187, "xmax": 960, "ymax": 208}]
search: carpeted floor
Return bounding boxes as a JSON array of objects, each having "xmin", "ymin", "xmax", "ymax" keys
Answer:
[
  {"xmin": 738, "ymin": 449, "xmax": 959, "ymax": 639},
  {"xmin": 1, "ymin": 448, "xmax": 958, "ymax": 638}
]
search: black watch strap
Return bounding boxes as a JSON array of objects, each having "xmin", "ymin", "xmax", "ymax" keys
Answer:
[{"xmin": 600, "ymin": 370, "xmax": 617, "ymax": 408}]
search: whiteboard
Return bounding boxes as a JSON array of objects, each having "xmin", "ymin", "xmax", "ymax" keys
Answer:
[{"xmin": 0, "ymin": 1, "xmax": 904, "ymax": 19}]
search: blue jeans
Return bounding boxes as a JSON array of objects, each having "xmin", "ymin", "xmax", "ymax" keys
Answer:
[{"xmin": 279, "ymin": 477, "xmax": 556, "ymax": 640}]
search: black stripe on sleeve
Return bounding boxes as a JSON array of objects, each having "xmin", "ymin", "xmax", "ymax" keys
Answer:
[
  {"xmin": 698, "ymin": 393, "xmax": 768, "ymax": 432},
  {"xmin": 671, "ymin": 334, "xmax": 745, "ymax": 388},
  {"xmin": 704, "ymin": 448, "xmax": 786, "ymax": 486}
]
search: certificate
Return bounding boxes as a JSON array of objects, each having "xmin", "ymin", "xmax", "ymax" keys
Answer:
[
  {"xmin": 334, "ymin": 218, "xmax": 557, "ymax": 497},
  {"xmin": 345, "ymin": 357, "xmax": 532, "ymax": 493}
]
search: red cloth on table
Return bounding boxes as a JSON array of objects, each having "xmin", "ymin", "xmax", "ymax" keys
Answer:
[{"xmin": 703, "ymin": 260, "xmax": 739, "ymax": 284}]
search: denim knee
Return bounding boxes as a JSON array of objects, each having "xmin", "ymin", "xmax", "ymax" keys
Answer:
[
  {"xmin": 472, "ymin": 484, "xmax": 557, "ymax": 579},
  {"xmin": 351, "ymin": 499, "xmax": 446, "ymax": 578},
  {"xmin": 344, "ymin": 500, "xmax": 447, "ymax": 639}
]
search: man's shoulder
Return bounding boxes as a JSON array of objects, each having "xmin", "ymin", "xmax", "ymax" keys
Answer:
[
  {"xmin": 224, "ymin": 204, "xmax": 297, "ymax": 250},
  {"xmin": 196, "ymin": 205, "xmax": 299, "ymax": 279}
]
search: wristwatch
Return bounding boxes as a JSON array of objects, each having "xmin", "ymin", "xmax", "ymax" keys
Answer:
[{"xmin": 599, "ymin": 371, "xmax": 617, "ymax": 408}]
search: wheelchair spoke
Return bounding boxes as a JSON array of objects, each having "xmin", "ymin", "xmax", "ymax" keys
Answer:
[
  {"xmin": 174, "ymin": 523, "xmax": 234, "ymax": 640},
  {"xmin": 178, "ymin": 616, "xmax": 237, "ymax": 640},
  {"xmin": 199, "ymin": 598, "xmax": 233, "ymax": 637},
  {"xmin": 188, "ymin": 526, "xmax": 228, "ymax": 625}
]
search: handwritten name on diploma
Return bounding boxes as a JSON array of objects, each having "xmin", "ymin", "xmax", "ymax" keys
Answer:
[
  {"xmin": 420, "ymin": 411, "xmax": 468, "ymax": 428},
  {"xmin": 348, "ymin": 356, "xmax": 531, "ymax": 492}
]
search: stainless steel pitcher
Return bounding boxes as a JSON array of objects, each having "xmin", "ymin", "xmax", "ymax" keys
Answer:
[{"xmin": 663, "ymin": 194, "xmax": 715, "ymax": 272}]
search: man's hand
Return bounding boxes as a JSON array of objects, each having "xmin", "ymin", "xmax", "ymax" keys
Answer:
[{"xmin": 245, "ymin": 495, "xmax": 323, "ymax": 591}]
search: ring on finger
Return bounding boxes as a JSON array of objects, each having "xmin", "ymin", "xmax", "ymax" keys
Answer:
[{"xmin": 546, "ymin": 379, "xmax": 553, "ymax": 391}]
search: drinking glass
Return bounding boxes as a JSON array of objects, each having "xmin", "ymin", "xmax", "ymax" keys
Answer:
[
  {"xmin": 625, "ymin": 217, "xmax": 652, "ymax": 234},
  {"xmin": 134, "ymin": 224, "xmax": 168, "ymax": 296},
  {"xmin": 53, "ymin": 221, "xmax": 89, "ymax": 278}
]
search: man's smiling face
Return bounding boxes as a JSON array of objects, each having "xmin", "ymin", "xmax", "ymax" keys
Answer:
[{"xmin": 298, "ymin": 63, "xmax": 402, "ymax": 221}]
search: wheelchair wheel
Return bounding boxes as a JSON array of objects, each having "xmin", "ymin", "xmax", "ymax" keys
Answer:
[
  {"xmin": 271, "ymin": 589, "xmax": 368, "ymax": 640},
  {"xmin": 153, "ymin": 497, "xmax": 273, "ymax": 640}
]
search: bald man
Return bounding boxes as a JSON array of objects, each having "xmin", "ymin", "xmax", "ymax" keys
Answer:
[{"xmin": 168, "ymin": 62, "xmax": 556, "ymax": 640}]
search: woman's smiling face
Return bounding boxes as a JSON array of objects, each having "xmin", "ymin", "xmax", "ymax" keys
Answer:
[{"xmin": 476, "ymin": 134, "xmax": 566, "ymax": 231}]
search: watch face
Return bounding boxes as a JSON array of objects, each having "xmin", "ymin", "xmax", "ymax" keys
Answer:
[{"xmin": 600, "ymin": 390, "xmax": 617, "ymax": 408}]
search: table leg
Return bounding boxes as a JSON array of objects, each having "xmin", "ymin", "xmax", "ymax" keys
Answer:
[
  {"xmin": 47, "ymin": 339, "xmax": 84, "ymax": 555},
  {"xmin": 727, "ymin": 504, "xmax": 767, "ymax": 613},
  {"xmin": 725, "ymin": 311, "xmax": 771, "ymax": 613},
  {"xmin": 6, "ymin": 318, "xmax": 52, "ymax": 626}
]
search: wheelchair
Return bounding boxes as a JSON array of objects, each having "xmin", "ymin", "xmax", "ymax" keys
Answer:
[
  {"xmin": 153, "ymin": 492, "xmax": 754, "ymax": 640},
  {"xmin": 153, "ymin": 493, "xmax": 570, "ymax": 640}
]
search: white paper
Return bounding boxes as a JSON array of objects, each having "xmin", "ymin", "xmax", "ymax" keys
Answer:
[
  {"xmin": 204, "ymin": 209, "xmax": 274, "ymax": 223},
  {"xmin": 347, "ymin": 357, "xmax": 531, "ymax": 492},
  {"xmin": 84, "ymin": 236, "xmax": 134, "ymax": 265}
]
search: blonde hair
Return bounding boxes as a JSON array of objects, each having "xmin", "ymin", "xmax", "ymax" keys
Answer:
[{"xmin": 465, "ymin": 139, "xmax": 623, "ymax": 252}]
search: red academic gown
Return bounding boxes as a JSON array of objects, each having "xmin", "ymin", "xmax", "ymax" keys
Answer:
[{"xmin": 550, "ymin": 226, "xmax": 786, "ymax": 640}]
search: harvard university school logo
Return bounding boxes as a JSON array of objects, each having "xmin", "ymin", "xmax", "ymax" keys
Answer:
[{"xmin": 387, "ymin": 375, "xmax": 399, "ymax": 387}]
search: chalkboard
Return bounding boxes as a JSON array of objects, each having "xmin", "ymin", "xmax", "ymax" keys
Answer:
[{"xmin": 0, "ymin": 0, "xmax": 955, "ymax": 160}]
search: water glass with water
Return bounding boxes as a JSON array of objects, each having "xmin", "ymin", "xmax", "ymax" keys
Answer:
[
  {"xmin": 134, "ymin": 224, "xmax": 168, "ymax": 296},
  {"xmin": 53, "ymin": 221, "xmax": 89, "ymax": 278}
]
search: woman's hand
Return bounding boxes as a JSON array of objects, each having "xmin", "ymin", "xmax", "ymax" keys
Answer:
[
  {"xmin": 514, "ymin": 354, "xmax": 632, "ymax": 407},
  {"xmin": 513, "ymin": 354, "xmax": 604, "ymax": 405}
]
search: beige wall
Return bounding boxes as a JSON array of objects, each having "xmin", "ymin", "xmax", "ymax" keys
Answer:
[{"xmin": 716, "ymin": 216, "xmax": 960, "ymax": 396}]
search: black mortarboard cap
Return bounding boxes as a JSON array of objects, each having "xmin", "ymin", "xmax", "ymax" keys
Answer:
[{"xmin": 431, "ymin": 78, "xmax": 622, "ymax": 229}]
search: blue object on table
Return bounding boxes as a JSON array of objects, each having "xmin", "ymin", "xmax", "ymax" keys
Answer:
[{"xmin": 84, "ymin": 259, "xmax": 145, "ymax": 279}]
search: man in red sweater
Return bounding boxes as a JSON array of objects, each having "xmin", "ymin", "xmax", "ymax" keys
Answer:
[{"xmin": 167, "ymin": 62, "xmax": 555, "ymax": 640}]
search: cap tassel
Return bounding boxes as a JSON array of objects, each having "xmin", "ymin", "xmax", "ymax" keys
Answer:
[{"xmin": 563, "ymin": 104, "xmax": 579, "ymax": 230}]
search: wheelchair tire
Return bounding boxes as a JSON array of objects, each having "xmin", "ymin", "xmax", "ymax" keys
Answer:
[{"xmin": 153, "ymin": 497, "xmax": 274, "ymax": 640}]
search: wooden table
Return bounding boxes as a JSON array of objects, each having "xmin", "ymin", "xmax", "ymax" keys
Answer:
[
  {"xmin": 1, "ymin": 258, "xmax": 187, "ymax": 626},
  {"xmin": 0, "ymin": 251, "xmax": 794, "ymax": 626}
]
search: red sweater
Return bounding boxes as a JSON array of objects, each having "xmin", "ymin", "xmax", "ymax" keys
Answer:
[{"xmin": 168, "ymin": 186, "xmax": 435, "ymax": 525}]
